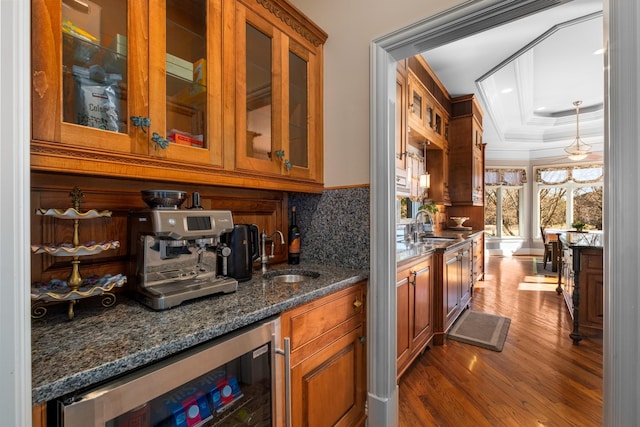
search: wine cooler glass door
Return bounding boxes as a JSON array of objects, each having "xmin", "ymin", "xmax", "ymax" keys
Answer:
[{"xmin": 60, "ymin": 318, "xmax": 281, "ymax": 427}]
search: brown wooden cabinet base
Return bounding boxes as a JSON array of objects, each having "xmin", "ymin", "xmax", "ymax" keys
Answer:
[
  {"xmin": 281, "ymin": 282, "xmax": 367, "ymax": 426},
  {"xmin": 559, "ymin": 245, "xmax": 603, "ymax": 344},
  {"xmin": 32, "ymin": 402, "xmax": 47, "ymax": 427},
  {"xmin": 432, "ymin": 241, "xmax": 472, "ymax": 346},
  {"xmin": 397, "ymin": 255, "xmax": 434, "ymax": 379}
]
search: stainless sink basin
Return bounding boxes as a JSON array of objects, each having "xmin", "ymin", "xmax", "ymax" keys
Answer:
[
  {"xmin": 422, "ymin": 237, "xmax": 458, "ymax": 244},
  {"xmin": 264, "ymin": 270, "xmax": 320, "ymax": 283}
]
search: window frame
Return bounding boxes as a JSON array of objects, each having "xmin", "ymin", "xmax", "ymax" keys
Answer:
[
  {"xmin": 485, "ymin": 184, "xmax": 525, "ymax": 238},
  {"xmin": 484, "ymin": 166, "xmax": 527, "ymax": 239},
  {"xmin": 534, "ymin": 163, "xmax": 604, "ymax": 238}
]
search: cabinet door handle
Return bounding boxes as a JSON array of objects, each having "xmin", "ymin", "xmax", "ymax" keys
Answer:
[
  {"xmin": 409, "ymin": 271, "xmax": 417, "ymax": 287},
  {"xmin": 130, "ymin": 115, "xmax": 150, "ymax": 133},
  {"xmin": 275, "ymin": 336, "xmax": 292, "ymax": 427},
  {"xmin": 353, "ymin": 299, "xmax": 363, "ymax": 309},
  {"xmin": 151, "ymin": 132, "xmax": 169, "ymax": 150},
  {"xmin": 274, "ymin": 150, "xmax": 292, "ymax": 171}
]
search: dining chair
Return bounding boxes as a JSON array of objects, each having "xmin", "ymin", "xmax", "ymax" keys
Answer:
[{"xmin": 541, "ymin": 227, "xmax": 554, "ymax": 270}]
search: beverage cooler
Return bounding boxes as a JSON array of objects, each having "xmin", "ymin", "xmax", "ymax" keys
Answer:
[{"xmin": 54, "ymin": 318, "xmax": 284, "ymax": 427}]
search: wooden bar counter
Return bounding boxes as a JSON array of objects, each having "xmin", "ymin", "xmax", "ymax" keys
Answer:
[{"xmin": 556, "ymin": 242, "xmax": 603, "ymax": 344}]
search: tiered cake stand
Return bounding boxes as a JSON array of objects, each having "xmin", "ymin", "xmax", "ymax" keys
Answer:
[{"xmin": 31, "ymin": 187, "xmax": 126, "ymax": 320}]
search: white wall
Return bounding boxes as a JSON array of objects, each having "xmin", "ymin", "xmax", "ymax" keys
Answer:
[{"xmin": 289, "ymin": 0, "xmax": 464, "ymax": 188}]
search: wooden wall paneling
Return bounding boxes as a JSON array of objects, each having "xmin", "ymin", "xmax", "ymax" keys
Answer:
[
  {"xmin": 447, "ymin": 205, "xmax": 484, "ymax": 231},
  {"xmin": 30, "ymin": 172, "xmax": 288, "ymax": 288}
]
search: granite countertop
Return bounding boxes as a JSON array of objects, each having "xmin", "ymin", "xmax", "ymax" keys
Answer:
[
  {"xmin": 31, "ymin": 262, "xmax": 367, "ymax": 405},
  {"xmin": 396, "ymin": 230, "xmax": 484, "ymax": 264}
]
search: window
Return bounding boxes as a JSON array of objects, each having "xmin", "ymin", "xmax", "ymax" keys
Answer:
[
  {"xmin": 485, "ymin": 167, "xmax": 526, "ymax": 237},
  {"xmin": 535, "ymin": 164, "xmax": 603, "ymax": 232}
]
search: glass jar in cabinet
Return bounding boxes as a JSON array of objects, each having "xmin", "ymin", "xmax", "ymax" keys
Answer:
[{"xmin": 232, "ymin": 0, "xmax": 326, "ymax": 182}]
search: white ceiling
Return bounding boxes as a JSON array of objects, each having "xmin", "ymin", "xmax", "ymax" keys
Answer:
[{"xmin": 421, "ymin": 0, "xmax": 604, "ymax": 161}]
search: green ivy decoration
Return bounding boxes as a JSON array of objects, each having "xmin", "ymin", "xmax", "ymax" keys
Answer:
[{"xmin": 419, "ymin": 200, "xmax": 439, "ymax": 215}]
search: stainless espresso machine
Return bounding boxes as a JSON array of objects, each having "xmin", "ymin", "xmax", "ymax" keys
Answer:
[{"xmin": 129, "ymin": 191, "xmax": 238, "ymax": 310}]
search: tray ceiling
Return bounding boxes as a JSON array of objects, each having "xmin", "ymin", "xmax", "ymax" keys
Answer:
[{"xmin": 421, "ymin": 0, "xmax": 604, "ymax": 161}]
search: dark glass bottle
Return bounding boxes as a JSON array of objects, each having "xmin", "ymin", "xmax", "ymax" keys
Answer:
[{"xmin": 288, "ymin": 206, "xmax": 300, "ymax": 264}]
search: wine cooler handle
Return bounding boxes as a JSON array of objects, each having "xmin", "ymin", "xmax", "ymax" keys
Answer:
[{"xmin": 275, "ymin": 336, "xmax": 292, "ymax": 427}]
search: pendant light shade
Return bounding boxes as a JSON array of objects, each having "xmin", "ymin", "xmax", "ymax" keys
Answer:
[
  {"xmin": 565, "ymin": 100, "xmax": 592, "ymax": 161},
  {"xmin": 419, "ymin": 141, "xmax": 430, "ymax": 189}
]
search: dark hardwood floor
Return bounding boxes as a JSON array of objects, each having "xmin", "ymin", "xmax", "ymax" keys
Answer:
[{"xmin": 398, "ymin": 255, "xmax": 603, "ymax": 427}]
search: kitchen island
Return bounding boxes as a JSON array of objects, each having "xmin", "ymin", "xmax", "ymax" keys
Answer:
[
  {"xmin": 556, "ymin": 242, "xmax": 603, "ymax": 344},
  {"xmin": 31, "ymin": 262, "xmax": 367, "ymax": 406}
]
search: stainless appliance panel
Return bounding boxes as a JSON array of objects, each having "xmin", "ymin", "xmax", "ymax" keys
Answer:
[{"xmin": 59, "ymin": 317, "xmax": 282, "ymax": 427}]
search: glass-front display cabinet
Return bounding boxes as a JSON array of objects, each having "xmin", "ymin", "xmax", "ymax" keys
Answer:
[
  {"xmin": 32, "ymin": 0, "xmax": 326, "ymax": 190},
  {"xmin": 31, "ymin": 0, "xmax": 223, "ymax": 166},
  {"xmin": 149, "ymin": 0, "xmax": 223, "ymax": 166},
  {"xmin": 234, "ymin": 1, "xmax": 324, "ymax": 181}
]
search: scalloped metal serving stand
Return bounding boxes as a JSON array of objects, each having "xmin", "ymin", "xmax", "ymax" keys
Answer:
[{"xmin": 31, "ymin": 187, "xmax": 126, "ymax": 320}]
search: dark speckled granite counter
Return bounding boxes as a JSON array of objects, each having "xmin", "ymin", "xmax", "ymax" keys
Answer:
[
  {"xmin": 31, "ymin": 262, "xmax": 367, "ymax": 405},
  {"xmin": 396, "ymin": 230, "xmax": 484, "ymax": 265}
]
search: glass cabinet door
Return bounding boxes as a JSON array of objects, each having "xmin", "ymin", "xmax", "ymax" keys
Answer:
[
  {"xmin": 407, "ymin": 73, "xmax": 427, "ymax": 136},
  {"xmin": 235, "ymin": 4, "xmax": 320, "ymax": 180},
  {"xmin": 147, "ymin": 0, "xmax": 223, "ymax": 166},
  {"xmin": 235, "ymin": 4, "xmax": 282, "ymax": 175},
  {"xmin": 284, "ymin": 37, "xmax": 321, "ymax": 182},
  {"xmin": 165, "ymin": 1, "xmax": 207, "ymax": 149},
  {"xmin": 288, "ymin": 49, "xmax": 308, "ymax": 169},
  {"xmin": 245, "ymin": 22, "xmax": 274, "ymax": 163},
  {"xmin": 31, "ymin": 0, "xmax": 137, "ymax": 152},
  {"xmin": 61, "ymin": 0, "xmax": 128, "ymax": 134}
]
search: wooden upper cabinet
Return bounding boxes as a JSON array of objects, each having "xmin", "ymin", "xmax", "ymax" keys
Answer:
[
  {"xmin": 32, "ymin": 0, "xmax": 142, "ymax": 154},
  {"xmin": 406, "ymin": 70, "xmax": 448, "ymax": 150},
  {"xmin": 31, "ymin": 0, "xmax": 326, "ymax": 193},
  {"xmin": 232, "ymin": 0, "xmax": 325, "ymax": 182},
  {"xmin": 396, "ymin": 67, "xmax": 407, "ymax": 171},
  {"xmin": 449, "ymin": 94, "xmax": 484, "ymax": 206},
  {"xmin": 407, "ymin": 71, "xmax": 429, "ymax": 139},
  {"xmin": 31, "ymin": 0, "xmax": 223, "ymax": 166},
  {"xmin": 148, "ymin": 0, "xmax": 224, "ymax": 167}
]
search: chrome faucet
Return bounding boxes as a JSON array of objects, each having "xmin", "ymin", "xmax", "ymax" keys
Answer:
[
  {"xmin": 412, "ymin": 210, "xmax": 433, "ymax": 242},
  {"xmin": 261, "ymin": 230, "xmax": 285, "ymax": 273}
]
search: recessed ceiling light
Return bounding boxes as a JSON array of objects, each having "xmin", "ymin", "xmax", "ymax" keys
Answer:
[
  {"xmin": 593, "ymin": 48, "xmax": 605, "ymax": 55},
  {"xmin": 536, "ymin": 106, "xmax": 546, "ymax": 111},
  {"xmin": 501, "ymin": 88, "xmax": 513, "ymax": 94}
]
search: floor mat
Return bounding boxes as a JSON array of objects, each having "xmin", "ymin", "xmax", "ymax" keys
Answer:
[{"xmin": 447, "ymin": 310, "xmax": 511, "ymax": 352}]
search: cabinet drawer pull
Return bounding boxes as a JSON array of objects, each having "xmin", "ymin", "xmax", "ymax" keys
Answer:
[{"xmin": 353, "ymin": 299, "xmax": 363, "ymax": 309}]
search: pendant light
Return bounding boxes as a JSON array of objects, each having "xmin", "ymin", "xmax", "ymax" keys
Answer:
[
  {"xmin": 419, "ymin": 141, "xmax": 430, "ymax": 190},
  {"xmin": 564, "ymin": 100, "xmax": 592, "ymax": 161}
]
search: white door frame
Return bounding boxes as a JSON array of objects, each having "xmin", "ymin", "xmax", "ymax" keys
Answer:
[
  {"xmin": 368, "ymin": 0, "xmax": 640, "ymax": 425},
  {"xmin": 1, "ymin": 0, "xmax": 32, "ymax": 425}
]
